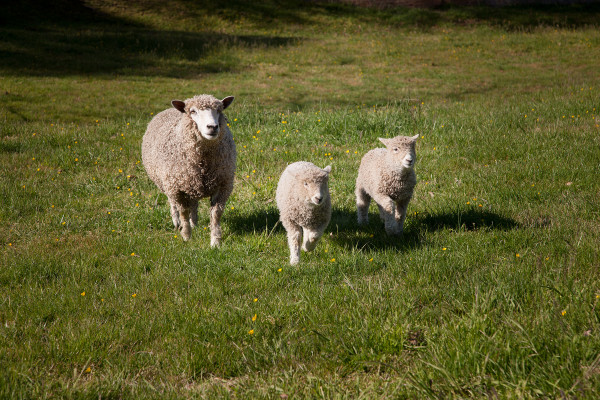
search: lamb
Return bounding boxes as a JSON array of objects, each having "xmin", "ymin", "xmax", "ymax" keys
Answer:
[
  {"xmin": 355, "ymin": 134, "xmax": 419, "ymax": 235},
  {"xmin": 276, "ymin": 162, "xmax": 332, "ymax": 265},
  {"xmin": 141, "ymin": 94, "xmax": 236, "ymax": 247}
]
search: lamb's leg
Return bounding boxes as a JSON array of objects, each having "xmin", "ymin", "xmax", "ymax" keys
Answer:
[
  {"xmin": 189, "ymin": 199, "xmax": 199, "ymax": 228},
  {"xmin": 168, "ymin": 197, "xmax": 181, "ymax": 229},
  {"xmin": 209, "ymin": 193, "xmax": 227, "ymax": 248},
  {"xmin": 283, "ymin": 220, "xmax": 302, "ymax": 265},
  {"xmin": 372, "ymin": 194, "xmax": 400, "ymax": 235},
  {"xmin": 395, "ymin": 198, "xmax": 411, "ymax": 234},
  {"xmin": 356, "ymin": 187, "xmax": 371, "ymax": 225},
  {"xmin": 302, "ymin": 226, "xmax": 324, "ymax": 252}
]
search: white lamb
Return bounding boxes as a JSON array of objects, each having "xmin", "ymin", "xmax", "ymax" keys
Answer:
[
  {"xmin": 276, "ymin": 162, "xmax": 332, "ymax": 265},
  {"xmin": 141, "ymin": 94, "xmax": 236, "ymax": 247},
  {"xmin": 355, "ymin": 134, "xmax": 419, "ymax": 235}
]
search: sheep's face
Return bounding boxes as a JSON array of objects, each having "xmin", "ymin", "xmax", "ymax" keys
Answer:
[
  {"xmin": 379, "ymin": 135, "xmax": 419, "ymax": 169},
  {"xmin": 172, "ymin": 96, "xmax": 234, "ymax": 141},
  {"xmin": 189, "ymin": 107, "xmax": 222, "ymax": 140},
  {"xmin": 301, "ymin": 166, "xmax": 331, "ymax": 206}
]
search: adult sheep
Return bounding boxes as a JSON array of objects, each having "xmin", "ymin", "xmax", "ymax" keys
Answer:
[
  {"xmin": 142, "ymin": 94, "xmax": 236, "ymax": 247},
  {"xmin": 355, "ymin": 134, "xmax": 419, "ymax": 236}
]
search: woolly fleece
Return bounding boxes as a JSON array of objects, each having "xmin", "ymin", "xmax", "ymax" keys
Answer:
[
  {"xmin": 276, "ymin": 161, "xmax": 332, "ymax": 265},
  {"xmin": 141, "ymin": 94, "xmax": 236, "ymax": 245},
  {"xmin": 355, "ymin": 134, "xmax": 418, "ymax": 235}
]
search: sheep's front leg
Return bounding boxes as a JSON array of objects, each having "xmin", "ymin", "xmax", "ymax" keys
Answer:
[
  {"xmin": 168, "ymin": 197, "xmax": 181, "ymax": 229},
  {"xmin": 356, "ymin": 187, "xmax": 371, "ymax": 225},
  {"xmin": 283, "ymin": 220, "xmax": 302, "ymax": 265},
  {"xmin": 395, "ymin": 198, "xmax": 411, "ymax": 234},
  {"xmin": 373, "ymin": 194, "xmax": 400, "ymax": 235},
  {"xmin": 302, "ymin": 226, "xmax": 324, "ymax": 252},
  {"xmin": 209, "ymin": 193, "xmax": 227, "ymax": 248}
]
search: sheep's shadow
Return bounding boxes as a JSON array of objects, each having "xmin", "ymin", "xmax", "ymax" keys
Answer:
[
  {"xmin": 227, "ymin": 208, "xmax": 282, "ymax": 235},
  {"xmin": 225, "ymin": 205, "xmax": 519, "ymax": 252},
  {"xmin": 329, "ymin": 207, "xmax": 519, "ymax": 251}
]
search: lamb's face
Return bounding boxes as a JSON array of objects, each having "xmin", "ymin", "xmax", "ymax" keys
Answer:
[
  {"xmin": 189, "ymin": 107, "xmax": 222, "ymax": 141},
  {"xmin": 303, "ymin": 176, "xmax": 330, "ymax": 206},
  {"xmin": 380, "ymin": 135, "xmax": 419, "ymax": 169}
]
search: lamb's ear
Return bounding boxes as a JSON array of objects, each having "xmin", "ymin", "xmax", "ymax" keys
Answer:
[
  {"xmin": 323, "ymin": 165, "xmax": 332, "ymax": 174},
  {"xmin": 172, "ymin": 100, "xmax": 186, "ymax": 113},
  {"xmin": 221, "ymin": 96, "xmax": 235, "ymax": 110},
  {"xmin": 412, "ymin": 134, "xmax": 420, "ymax": 141},
  {"xmin": 379, "ymin": 138, "xmax": 390, "ymax": 147}
]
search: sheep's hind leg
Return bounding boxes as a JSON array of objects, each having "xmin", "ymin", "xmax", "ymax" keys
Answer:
[
  {"xmin": 178, "ymin": 208, "xmax": 192, "ymax": 241},
  {"xmin": 394, "ymin": 198, "xmax": 411, "ymax": 234},
  {"xmin": 356, "ymin": 188, "xmax": 371, "ymax": 225},
  {"xmin": 283, "ymin": 221, "xmax": 302, "ymax": 265},
  {"xmin": 189, "ymin": 199, "xmax": 199, "ymax": 228},
  {"xmin": 302, "ymin": 227, "xmax": 324, "ymax": 252}
]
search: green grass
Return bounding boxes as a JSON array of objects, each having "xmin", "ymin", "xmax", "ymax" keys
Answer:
[{"xmin": 1, "ymin": 1, "xmax": 600, "ymax": 398}]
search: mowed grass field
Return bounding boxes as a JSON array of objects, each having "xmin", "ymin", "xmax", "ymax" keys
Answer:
[{"xmin": 1, "ymin": 0, "xmax": 600, "ymax": 398}]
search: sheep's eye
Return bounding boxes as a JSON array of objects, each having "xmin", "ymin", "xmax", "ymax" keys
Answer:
[
  {"xmin": 304, "ymin": 182, "xmax": 308, "ymax": 187},
  {"xmin": 393, "ymin": 147, "xmax": 399, "ymax": 152},
  {"xmin": 190, "ymin": 110, "xmax": 196, "ymax": 114}
]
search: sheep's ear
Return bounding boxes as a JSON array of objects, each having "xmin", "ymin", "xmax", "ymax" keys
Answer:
[
  {"xmin": 379, "ymin": 138, "xmax": 390, "ymax": 147},
  {"xmin": 412, "ymin": 134, "xmax": 420, "ymax": 141},
  {"xmin": 323, "ymin": 165, "xmax": 332, "ymax": 174},
  {"xmin": 221, "ymin": 96, "xmax": 235, "ymax": 110},
  {"xmin": 172, "ymin": 100, "xmax": 186, "ymax": 113}
]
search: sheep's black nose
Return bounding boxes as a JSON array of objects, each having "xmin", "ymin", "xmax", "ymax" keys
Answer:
[
  {"xmin": 207, "ymin": 124, "xmax": 218, "ymax": 131},
  {"xmin": 314, "ymin": 196, "xmax": 322, "ymax": 203}
]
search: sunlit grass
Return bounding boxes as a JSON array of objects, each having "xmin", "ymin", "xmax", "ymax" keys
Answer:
[{"xmin": 1, "ymin": 1, "xmax": 600, "ymax": 398}]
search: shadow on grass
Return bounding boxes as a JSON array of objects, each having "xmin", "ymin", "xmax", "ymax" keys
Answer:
[
  {"xmin": 2, "ymin": 1, "xmax": 598, "ymax": 77},
  {"xmin": 0, "ymin": 0, "xmax": 299, "ymax": 77},
  {"xmin": 227, "ymin": 208, "xmax": 282, "ymax": 234},
  {"xmin": 329, "ymin": 207, "xmax": 519, "ymax": 251}
]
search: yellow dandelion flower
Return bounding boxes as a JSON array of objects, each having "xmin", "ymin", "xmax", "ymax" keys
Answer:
[
  {"xmin": 85, "ymin": 367, "xmax": 91, "ymax": 373},
  {"xmin": 277, "ymin": 268, "xmax": 282, "ymax": 272},
  {"xmin": 132, "ymin": 293, "xmax": 137, "ymax": 298},
  {"xmin": 81, "ymin": 292, "xmax": 85, "ymax": 296},
  {"xmin": 331, "ymin": 258, "xmax": 335, "ymax": 262},
  {"xmin": 516, "ymin": 253, "xmax": 520, "ymax": 258},
  {"xmin": 369, "ymin": 258, "xmax": 373, "ymax": 262},
  {"xmin": 252, "ymin": 314, "xmax": 257, "ymax": 322},
  {"xmin": 248, "ymin": 329, "xmax": 254, "ymax": 335},
  {"xmin": 561, "ymin": 310, "xmax": 566, "ymax": 316},
  {"xmin": 131, "ymin": 252, "xmax": 135, "ymax": 256},
  {"xmin": 443, "ymin": 248, "xmax": 447, "ymax": 251},
  {"xmin": 254, "ymin": 298, "xmax": 258, "ymax": 302}
]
